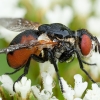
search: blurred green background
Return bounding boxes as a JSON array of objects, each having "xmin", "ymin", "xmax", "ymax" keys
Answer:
[{"xmin": 0, "ymin": 0, "xmax": 100, "ymax": 99}]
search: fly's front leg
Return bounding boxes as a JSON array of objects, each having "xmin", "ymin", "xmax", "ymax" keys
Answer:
[
  {"xmin": 81, "ymin": 60, "xmax": 96, "ymax": 66},
  {"xmin": 74, "ymin": 49, "xmax": 96, "ymax": 83},
  {"xmin": 47, "ymin": 49, "xmax": 64, "ymax": 93}
]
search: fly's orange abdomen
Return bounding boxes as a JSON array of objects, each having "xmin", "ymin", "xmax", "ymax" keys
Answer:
[
  {"xmin": 7, "ymin": 30, "xmax": 39, "ymax": 69},
  {"xmin": 7, "ymin": 47, "xmax": 40, "ymax": 68}
]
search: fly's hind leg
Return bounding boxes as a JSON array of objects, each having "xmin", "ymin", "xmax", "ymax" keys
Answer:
[{"xmin": 5, "ymin": 66, "xmax": 24, "ymax": 75}]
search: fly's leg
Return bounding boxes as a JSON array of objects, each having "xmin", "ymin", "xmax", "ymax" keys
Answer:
[
  {"xmin": 5, "ymin": 66, "xmax": 24, "ymax": 75},
  {"xmin": 82, "ymin": 60, "xmax": 96, "ymax": 66},
  {"xmin": 74, "ymin": 49, "xmax": 96, "ymax": 83},
  {"xmin": 47, "ymin": 49, "xmax": 64, "ymax": 93}
]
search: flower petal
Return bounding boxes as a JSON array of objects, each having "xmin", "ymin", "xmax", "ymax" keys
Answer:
[
  {"xmin": 74, "ymin": 74, "xmax": 88, "ymax": 97},
  {"xmin": 15, "ymin": 77, "xmax": 31, "ymax": 99},
  {"xmin": 83, "ymin": 83, "xmax": 100, "ymax": 100},
  {"xmin": 0, "ymin": 75, "xmax": 13, "ymax": 85},
  {"xmin": 41, "ymin": 72, "xmax": 53, "ymax": 92},
  {"xmin": 0, "ymin": 75, "xmax": 14, "ymax": 95},
  {"xmin": 61, "ymin": 77, "xmax": 75, "ymax": 100}
]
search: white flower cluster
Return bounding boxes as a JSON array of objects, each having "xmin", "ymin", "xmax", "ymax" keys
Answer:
[
  {"xmin": 32, "ymin": 72, "xmax": 58, "ymax": 100},
  {"xmin": 0, "ymin": 72, "xmax": 57, "ymax": 100},
  {"xmin": 61, "ymin": 74, "xmax": 100, "ymax": 100},
  {"xmin": 83, "ymin": 84, "xmax": 100, "ymax": 100},
  {"xmin": 15, "ymin": 77, "xmax": 31, "ymax": 98},
  {"xmin": 0, "ymin": 74, "xmax": 100, "ymax": 100},
  {"xmin": 61, "ymin": 74, "xmax": 87, "ymax": 100}
]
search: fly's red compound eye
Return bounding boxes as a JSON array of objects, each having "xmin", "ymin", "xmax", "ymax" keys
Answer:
[{"xmin": 80, "ymin": 34, "xmax": 92, "ymax": 56}]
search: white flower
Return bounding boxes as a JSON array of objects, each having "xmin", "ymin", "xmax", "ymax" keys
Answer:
[
  {"xmin": 39, "ymin": 61, "xmax": 56, "ymax": 77},
  {"xmin": 0, "ymin": 0, "xmax": 26, "ymax": 18},
  {"xmin": 33, "ymin": 0, "xmax": 52, "ymax": 9},
  {"xmin": 0, "ymin": 75, "xmax": 31, "ymax": 98},
  {"xmin": 15, "ymin": 77, "xmax": 31, "ymax": 99},
  {"xmin": 0, "ymin": 0, "xmax": 26, "ymax": 42},
  {"xmin": 83, "ymin": 83, "xmax": 100, "ymax": 100},
  {"xmin": 61, "ymin": 74, "xmax": 88, "ymax": 100},
  {"xmin": 61, "ymin": 77, "xmax": 75, "ymax": 100},
  {"xmin": 32, "ymin": 72, "xmax": 58, "ymax": 100},
  {"xmin": 41, "ymin": 72, "xmax": 53, "ymax": 92},
  {"xmin": 88, "ymin": 51, "xmax": 100, "ymax": 79},
  {"xmin": 87, "ymin": 17, "xmax": 100, "ymax": 35},
  {"xmin": 45, "ymin": 5, "xmax": 73, "ymax": 25},
  {"xmin": 0, "ymin": 98, "xmax": 2, "ymax": 100},
  {"xmin": 94, "ymin": 0, "xmax": 100, "ymax": 17},
  {"xmin": 72, "ymin": 0, "xmax": 92, "ymax": 17},
  {"xmin": 74, "ymin": 98, "xmax": 82, "ymax": 100},
  {"xmin": 74, "ymin": 74, "xmax": 88, "ymax": 97},
  {"xmin": 0, "ymin": 75, "xmax": 15, "ymax": 95},
  {"xmin": 32, "ymin": 86, "xmax": 54, "ymax": 100}
]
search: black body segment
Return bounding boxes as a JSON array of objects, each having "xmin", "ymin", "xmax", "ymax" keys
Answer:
[{"xmin": 39, "ymin": 23, "xmax": 73, "ymax": 39}]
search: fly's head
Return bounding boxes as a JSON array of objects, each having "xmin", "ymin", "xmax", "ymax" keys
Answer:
[{"xmin": 76, "ymin": 29, "xmax": 100, "ymax": 57}]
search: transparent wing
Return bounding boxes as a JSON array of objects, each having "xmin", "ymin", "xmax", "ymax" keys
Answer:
[{"xmin": 0, "ymin": 18, "xmax": 40, "ymax": 32}]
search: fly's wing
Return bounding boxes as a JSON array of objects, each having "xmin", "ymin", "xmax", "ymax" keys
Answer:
[{"xmin": 0, "ymin": 18, "xmax": 40, "ymax": 32}]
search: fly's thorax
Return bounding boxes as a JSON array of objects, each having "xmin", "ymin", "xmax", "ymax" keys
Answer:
[{"xmin": 53, "ymin": 37, "xmax": 75, "ymax": 59}]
